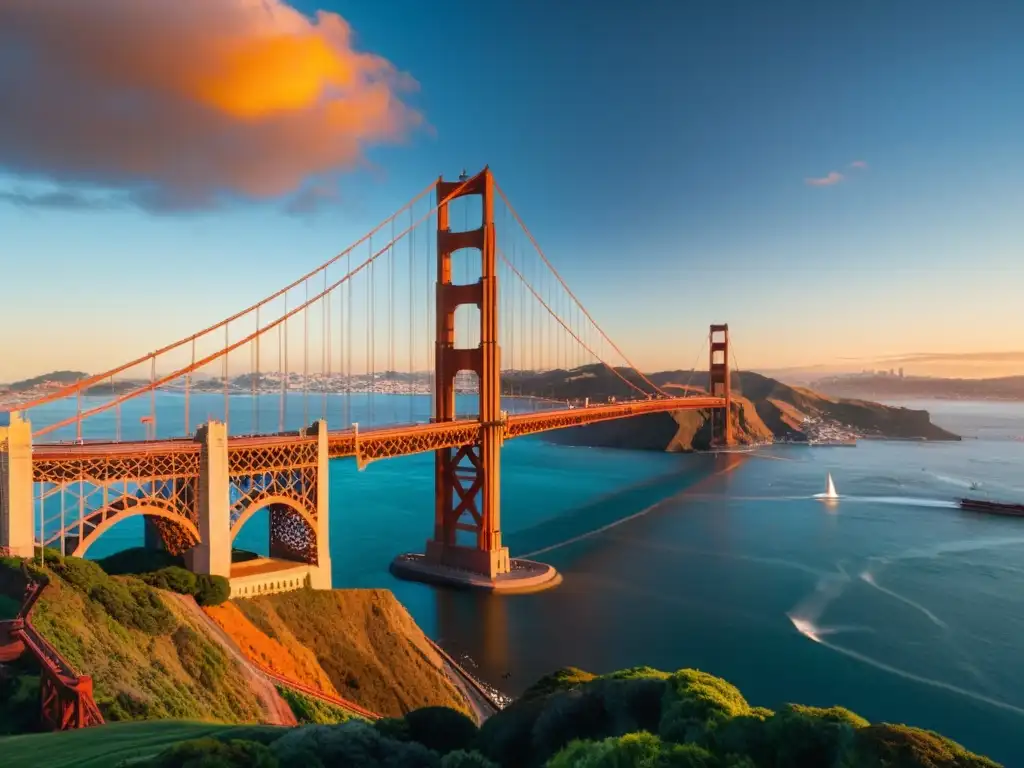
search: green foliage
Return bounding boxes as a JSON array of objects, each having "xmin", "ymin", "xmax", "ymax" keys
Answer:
[
  {"xmin": 276, "ymin": 686, "xmax": 356, "ymax": 725},
  {"xmin": 763, "ymin": 703, "xmax": 863, "ymax": 767},
  {"xmin": 519, "ymin": 666, "xmax": 596, "ymax": 703},
  {"xmin": 658, "ymin": 669, "xmax": 751, "ymax": 746},
  {"xmin": 374, "ymin": 717, "xmax": 412, "ymax": 742},
  {"xmin": 172, "ymin": 626, "xmax": 228, "ymax": 689},
  {"xmin": 46, "ymin": 555, "xmax": 176, "ymax": 635},
  {"xmin": 96, "ymin": 547, "xmax": 184, "ymax": 576},
  {"xmin": 403, "ymin": 706, "xmax": 479, "ymax": 755},
  {"xmin": 477, "ymin": 669, "xmax": 674, "ymax": 767},
  {"xmin": 193, "ymin": 574, "xmax": 231, "ymax": 607},
  {"xmin": 142, "ymin": 567, "xmax": 198, "ymax": 596},
  {"xmin": 839, "ymin": 723, "xmax": 1002, "ymax": 768},
  {"xmin": 142, "ymin": 736, "xmax": 279, "ymax": 767},
  {"xmin": 0, "ymin": 593, "xmax": 20, "ymax": 619},
  {"xmin": 270, "ymin": 721, "xmax": 439, "ymax": 768},
  {"xmin": 0, "ymin": 659, "xmax": 42, "ymax": 735},
  {"xmin": 441, "ymin": 750, "xmax": 500, "ymax": 768},
  {"xmin": 548, "ymin": 732, "xmax": 717, "ymax": 768}
]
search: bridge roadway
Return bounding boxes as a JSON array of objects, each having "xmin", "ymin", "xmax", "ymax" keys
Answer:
[{"xmin": 30, "ymin": 396, "xmax": 725, "ymax": 464}]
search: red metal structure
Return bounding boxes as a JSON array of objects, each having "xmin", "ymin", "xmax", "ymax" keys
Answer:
[
  {"xmin": 0, "ymin": 580, "xmax": 104, "ymax": 730},
  {"xmin": 2, "ymin": 167, "xmax": 734, "ymax": 582},
  {"xmin": 708, "ymin": 324, "xmax": 733, "ymax": 446},
  {"xmin": 428, "ymin": 169, "xmax": 508, "ymax": 576}
]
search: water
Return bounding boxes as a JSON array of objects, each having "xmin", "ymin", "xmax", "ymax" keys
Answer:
[{"xmin": 32, "ymin": 395, "xmax": 1024, "ymax": 762}]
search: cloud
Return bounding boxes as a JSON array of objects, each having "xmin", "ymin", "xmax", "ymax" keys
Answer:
[
  {"xmin": 0, "ymin": 0, "xmax": 423, "ymax": 212},
  {"xmin": 0, "ymin": 188, "xmax": 121, "ymax": 210},
  {"xmin": 850, "ymin": 160, "xmax": 868, "ymax": 169},
  {"xmin": 805, "ymin": 171, "xmax": 844, "ymax": 187}
]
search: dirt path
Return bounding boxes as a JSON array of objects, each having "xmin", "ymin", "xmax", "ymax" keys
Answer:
[{"xmin": 168, "ymin": 593, "xmax": 297, "ymax": 727}]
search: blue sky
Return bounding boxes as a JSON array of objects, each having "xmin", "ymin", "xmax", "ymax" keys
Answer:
[{"xmin": 1, "ymin": 0, "xmax": 1022, "ymax": 380}]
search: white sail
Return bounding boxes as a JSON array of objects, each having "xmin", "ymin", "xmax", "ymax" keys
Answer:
[{"xmin": 825, "ymin": 473, "xmax": 838, "ymax": 499}]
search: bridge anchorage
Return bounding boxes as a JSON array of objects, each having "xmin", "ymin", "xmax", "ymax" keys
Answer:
[{"xmin": 0, "ymin": 165, "xmax": 732, "ymax": 598}]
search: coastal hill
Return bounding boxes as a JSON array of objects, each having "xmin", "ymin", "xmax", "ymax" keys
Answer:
[
  {"xmin": 506, "ymin": 365, "xmax": 959, "ymax": 450},
  {"xmin": 812, "ymin": 372, "xmax": 1024, "ymax": 401},
  {"xmin": 0, "ymin": 553, "xmax": 472, "ymax": 731}
]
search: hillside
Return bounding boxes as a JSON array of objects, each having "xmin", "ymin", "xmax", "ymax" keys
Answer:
[
  {"xmin": 28, "ymin": 560, "xmax": 265, "ymax": 723},
  {"xmin": 2, "ymin": 370, "xmax": 87, "ymax": 391},
  {"xmin": 813, "ymin": 372, "xmax": 1024, "ymax": 401},
  {"xmin": 512, "ymin": 365, "xmax": 958, "ymax": 450},
  {"xmin": 215, "ymin": 590, "xmax": 471, "ymax": 719}
]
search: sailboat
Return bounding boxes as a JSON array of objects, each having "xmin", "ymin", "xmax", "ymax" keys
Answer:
[{"xmin": 816, "ymin": 472, "xmax": 839, "ymax": 501}]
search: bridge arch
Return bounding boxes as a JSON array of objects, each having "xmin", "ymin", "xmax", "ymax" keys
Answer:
[
  {"xmin": 66, "ymin": 501, "xmax": 200, "ymax": 559},
  {"xmin": 231, "ymin": 495, "xmax": 319, "ymax": 566}
]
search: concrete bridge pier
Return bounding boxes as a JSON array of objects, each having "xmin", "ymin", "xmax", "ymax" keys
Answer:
[
  {"xmin": 0, "ymin": 412, "xmax": 35, "ymax": 558},
  {"xmin": 184, "ymin": 421, "xmax": 231, "ymax": 579}
]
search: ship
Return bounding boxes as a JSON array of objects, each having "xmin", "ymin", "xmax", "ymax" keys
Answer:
[{"xmin": 959, "ymin": 498, "xmax": 1024, "ymax": 517}]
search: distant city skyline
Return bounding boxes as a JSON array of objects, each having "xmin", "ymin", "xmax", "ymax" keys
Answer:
[{"xmin": 1, "ymin": 1, "xmax": 1022, "ymax": 382}]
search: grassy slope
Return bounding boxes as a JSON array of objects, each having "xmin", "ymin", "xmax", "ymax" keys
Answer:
[
  {"xmin": 204, "ymin": 601, "xmax": 340, "ymax": 696},
  {"xmin": 31, "ymin": 574, "xmax": 264, "ymax": 724},
  {"xmin": 229, "ymin": 589, "xmax": 471, "ymax": 718},
  {"xmin": 0, "ymin": 721, "xmax": 279, "ymax": 768}
]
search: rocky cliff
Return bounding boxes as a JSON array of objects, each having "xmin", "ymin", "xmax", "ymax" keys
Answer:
[{"xmin": 523, "ymin": 367, "xmax": 959, "ymax": 451}]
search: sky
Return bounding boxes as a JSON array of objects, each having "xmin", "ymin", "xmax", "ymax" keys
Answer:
[{"xmin": 1, "ymin": 0, "xmax": 1022, "ymax": 381}]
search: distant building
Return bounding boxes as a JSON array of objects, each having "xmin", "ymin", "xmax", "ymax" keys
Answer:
[{"xmin": 899, "ymin": 367, "xmax": 904, "ymax": 378}]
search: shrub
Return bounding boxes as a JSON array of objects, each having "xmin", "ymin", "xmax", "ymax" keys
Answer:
[
  {"xmin": 518, "ymin": 666, "xmax": 596, "ymax": 703},
  {"xmin": 277, "ymin": 686, "xmax": 356, "ymax": 725},
  {"xmin": 211, "ymin": 726, "xmax": 290, "ymax": 747},
  {"xmin": 142, "ymin": 566, "xmax": 197, "ymax": 595},
  {"xmin": 547, "ymin": 732, "xmax": 717, "ymax": 768},
  {"xmin": 764, "ymin": 704, "xmax": 864, "ymax": 767},
  {"xmin": 96, "ymin": 546, "xmax": 183, "ymax": 575},
  {"xmin": 658, "ymin": 669, "xmax": 751, "ymax": 746},
  {"xmin": 374, "ymin": 716, "xmax": 412, "ymax": 742},
  {"xmin": 440, "ymin": 750, "xmax": 500, "ymax": 768},
  {"xmin": 145, "ymin": 737, "xmax": 279, "ymax": 768},
  {"xmin": 85, "ymin": 576, "xmax": 175, "ymax": 635},
  {"xmin": 173, "ymin": 626, "xmax": 228, "ymax": 689},
  {"xmin": 272, "ymin": 721, "xmax": 440, "ymax": 768},
  {"xmin": 194, "ymin": 573, "xmax": 231, "ymax": 606},
  {"xmin": 0, "ymin": 658, "xmax": 42, "ymax": 735},
  {"xmin": 49, "ymin": 555, "xmax": 108, "ymax": 593},
  {"xmin": 404, "ymin": 706, "xmax": 479, "ymax": 755},
  {"xmin": 839, "ymin": 723, "xmax": 1001, "ymax": 768}
]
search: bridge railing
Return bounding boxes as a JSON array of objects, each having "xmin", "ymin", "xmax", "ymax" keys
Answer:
[
  {"xmin": 250, "ymin": 658, "xmax": 381, "ymax": 721},
  {"xmin": 11, "ymin": 576, "xmax": 105, "ymax": 729}
]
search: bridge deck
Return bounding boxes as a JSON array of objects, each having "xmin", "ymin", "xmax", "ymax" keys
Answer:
[{"xmin": 30, "ymin": 397, "xmax": 725, "ymax": 463}]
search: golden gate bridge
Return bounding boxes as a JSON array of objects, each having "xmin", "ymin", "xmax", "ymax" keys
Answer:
[{"xmin": 0, "ymin": 167, "xmax": 734, "ymax": 596}]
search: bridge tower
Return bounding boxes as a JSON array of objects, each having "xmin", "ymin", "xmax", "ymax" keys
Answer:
[
  {"xmin": 424, "ymin": 167, "xmax": 511, "ymax": 578},
  {"xmin": 0, "ymin": 412, "xmax": 34, "ymax": 558},
  {"xmin": 709, "ymin": 324, "xmax": 733, "ymax": 446}
]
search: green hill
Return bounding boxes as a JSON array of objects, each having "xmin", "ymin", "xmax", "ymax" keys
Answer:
[
  {"xmin": 512, "ymin": 365, "xmax": 958, "ymax": 450},
  {"xmin": 5, "ymin": 557, "xmax": 264, "ymax": 724},
  {"xmin": 0, "ymin": 665, "xmax": 1000, "ymax": 767},
  {"xmin": 5, "ymin": 370, "xmax": 88, "ymax": 391}
]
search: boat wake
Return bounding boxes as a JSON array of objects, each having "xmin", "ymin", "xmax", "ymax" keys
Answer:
[
  {"xmin": 787, "ymin": 558, "xmax": 1020, "ymax": 716},
  {"xmin": 830, "ymin": 495, "xmax": 958, "ymax": 509}
]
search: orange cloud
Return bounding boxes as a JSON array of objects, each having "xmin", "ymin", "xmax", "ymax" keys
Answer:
[
  {"xmin": 850, "ymin": 160, "xmax": 868, "ymax": 169},
  {"xmin": 0, "ymin": 0, "xmax": 423, "ymax": 210},
  {"xmin": 805, "ymin": 171, "xmax": 844, "ymax": 187}
]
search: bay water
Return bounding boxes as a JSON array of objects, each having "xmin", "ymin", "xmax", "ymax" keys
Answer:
[{"xmin": 28, "ymin": 395, "xmax": 1024, "ymax": 763}]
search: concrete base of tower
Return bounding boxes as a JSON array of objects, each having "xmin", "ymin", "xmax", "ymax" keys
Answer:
[{"xmin": 390, "ymin": 551, "xmax": 561, "ymax": 594}]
